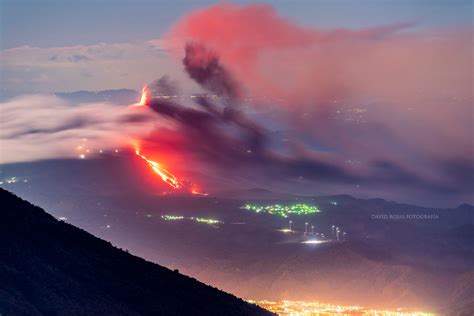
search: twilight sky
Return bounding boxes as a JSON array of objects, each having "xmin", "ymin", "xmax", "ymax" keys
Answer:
[
  {"xmin": 1, "ymin": 0, "xmax": 471, "ymax": 94},
  {"xmin": 0, "ymin": 1, "xmax": 472, "ymax": 207}
]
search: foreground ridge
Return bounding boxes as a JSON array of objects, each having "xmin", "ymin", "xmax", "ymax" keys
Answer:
[{"xmin": 0, "ymin": 188, "xmax": 272, "ymax": 316}]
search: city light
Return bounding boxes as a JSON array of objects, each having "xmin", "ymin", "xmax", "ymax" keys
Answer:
[
  {"xmin": 241, "ymin": 203, "xmax": 320, "ymax": 217},
  {"xmin": 193, "ymin": 217, "xmax": 222, "ymax": 225},
  {"xmin": 249, "ymin": 300, "xmax": 434, "ymax": 316},
  {"xmin": 161, "ymin": 215, "xmax": 223, "ymax": 225},
  {"xmin": 161, "ymin": 215, "xmax": 184, "ymax": 221},
  {"xmin": 301, "ymin": 239, "xmax": 328, "ymax": 244},
  {"xmin": 4, "ymin": 176, "xmax": 18, "ymax": 184},
  {"xmin": 1, "ymin": 176, "xmax": 29, "ymax": 185}
]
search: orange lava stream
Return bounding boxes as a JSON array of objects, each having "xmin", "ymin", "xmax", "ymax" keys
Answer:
[
  {"xmin": 135, "ymin": 149, "xmax": 182, "ymax": 189},
  {"xmin": 138, "ymin": 85, "xmax": 148, "ymax": 105},
  {"xmin": 131, "ymin": 88, "xmax": 208, "ymax": 195},
  {"xmin": 129, "ymin": 85, "xmax": 148, "ymax": 108},
  {"xmin": 191, "ymin": 189, "xmax": 209, "ymax": 196}
]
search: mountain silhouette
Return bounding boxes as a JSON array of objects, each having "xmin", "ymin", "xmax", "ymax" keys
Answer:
[{"xmin": 0, "ymin": 188, "xmax": 272, "ymax": 316}]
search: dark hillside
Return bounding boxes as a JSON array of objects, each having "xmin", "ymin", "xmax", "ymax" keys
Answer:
[{"xmin": 0, "ymin": 188, "xmax": 272, "ymax": 316}]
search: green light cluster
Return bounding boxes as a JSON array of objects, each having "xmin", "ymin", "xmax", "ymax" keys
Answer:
[{"xmin": 241, "ymin": 203, "xmax": 320, "ymax": 217}]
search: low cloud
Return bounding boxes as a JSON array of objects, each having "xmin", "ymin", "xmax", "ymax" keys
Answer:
[{"xmin": 0, "ymin": 94, "xmax": 155, "ymax": 164}]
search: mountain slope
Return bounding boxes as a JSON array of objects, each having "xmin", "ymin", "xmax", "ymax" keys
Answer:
[{"xmin": 0, "ymin": 188, "xmax": 272, "ymax": 316}]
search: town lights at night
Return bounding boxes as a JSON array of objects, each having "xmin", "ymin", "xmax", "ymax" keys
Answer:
[
  {"xmin": 241, "ymin": 203, "xmax": 320, "ymax": 217},
  {"xmin": 193, "ymin": 217, "xmax": 222, "ymax": 225},
  {"xmin": 161, "ymin": 215, "xmax": 223, "ymax": 225},
  {"xmin": 161, "ymin": 215, "xmax": 184, "ymax": 221},
  {"xmin": 249, "ymin": 300, "xmax": 434, "ymax": 316},
  {"xmin": 301, "ymin": 239, "xmax": 328, "ymax": 244}
]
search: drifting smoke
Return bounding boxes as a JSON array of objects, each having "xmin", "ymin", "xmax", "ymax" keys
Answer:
[
  {"xmin": 183, "ymin": 43, "xmax": 240, "ymax": 98},
  {"xmin": 0, "ymin": 94, "xmax": 155, "ymax": 164},
  {"xmin": 148, "ymin": 97, "xmax": 267, "ymax": 160},
  {"xmin": 152, "ymin": 3, "xmax": 473, "ymax": 205},
  {"xmin": 146, "ymin": 82, "xmax": 445, "ymax": 203},
  {"xmin": 148, "ymin": 75, "xmax": 179, "ymax": 96},
  {"xmin": 168, "ymin": 3, "xmax": 471, "ymax": 106},
  {"xmin": 167, "ymin": 3, "xmax": 472, "ymax": 170}
]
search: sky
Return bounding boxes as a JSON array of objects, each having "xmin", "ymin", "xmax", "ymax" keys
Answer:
[
  {"xmin": 1, "ymin": 0, "xmax": 472, "ymax": 49},
  {"xmin": 0, "ymin": 1, "xmax": 472, "ymax": 207},
  {"xmin": 1, "ymin": 0, "xmax": 472, "ymax": 94}
]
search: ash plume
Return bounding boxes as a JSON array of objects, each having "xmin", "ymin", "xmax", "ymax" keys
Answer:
[
  {"xmin": 149, "ymin": 75, "xmax": 179, "ymax": 96},
  {"xmin": 183, "ymin": 42, "xmax": 240, "ymax": 98},
  {"xmin": 148, "ymin": 95, "xmax": 384, "ymax": 184},
  {"xmin": 154, "ymin": 2, "xmax": 474, "ymax": 205}
]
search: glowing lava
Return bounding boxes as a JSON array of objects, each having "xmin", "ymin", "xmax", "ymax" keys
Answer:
[
  {"xmin": 135, "ymin": 148, "xmax": 182, "ymax": 189},
  {"xmin": 139, "ymin": 85, "xmax": 148, "ymax": 106},
  {"xmin": 130, "ymin": 85, "xmax": 148, "ymax": 107},
  {"xmin": 191, "ymin": 189, "xmax": 209, "ymax": 196},
  {"xmin": 130, "ymin": 86, "xmax": 208, "ymax": 195}
]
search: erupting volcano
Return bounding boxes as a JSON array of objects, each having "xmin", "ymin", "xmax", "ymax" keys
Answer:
[
  {"xmin": 130, "ymin": 88, "xmax": 183, "ymax": 190},
  {"xmin": 130, "ymin": 89, "xmax": 207, "ymax": 195}
]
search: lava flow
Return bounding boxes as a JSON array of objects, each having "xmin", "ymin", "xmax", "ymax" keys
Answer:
[
  {"xmin": 135, "ymin": 148, "xmax": 182, "ymax": 189},
  {"xmin": 131, "ymin": 87, "xmax": 183, "ymax": 190},
  {"xmin": 130, "ymin": 85, "xmax": 148, "ymax": 107},
  {"xmin": 134, "ymin": 148, "xmax": 208, "ymax": 195},
  {"xmin": 131, "ymin": 87, "xmax": 208, "ymax": 195},
  {"xmin": 191, "ymin": 187, "xmax": 209, "ymax": 196},
  {"xmin": 138, "ymin": 85, "xmax": 148, "ymax": 105}
]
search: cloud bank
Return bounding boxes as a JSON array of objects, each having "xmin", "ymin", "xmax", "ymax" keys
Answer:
[{"xmin": 0, "ymin": 94, "xmax": 155, "ymax": 164}]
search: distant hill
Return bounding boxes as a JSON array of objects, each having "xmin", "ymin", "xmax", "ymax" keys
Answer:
[
  {"xmin": 55, "ymin": 89, "xmax": 140, "ymax": 104},
  {"xmin": 0, "ymin": 188, "xmax": 272, "ymax": 316}
]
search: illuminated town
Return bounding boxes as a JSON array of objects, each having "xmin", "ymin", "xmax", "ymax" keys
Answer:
[
  {"xmin": 161, "ymin": 214, "xmax": 223, "ymax": 225},
  {"xmin": 249, "ymin": 300, "xmax": 434, "ymax": 316},
  {"xmin": 161, "ymin": 215, "xmax": 185, "ymax": 221},
  {"xmin": 242, "ymin": 203, "xmax": 320, "ymax": 217},
  {"xmin": 0, "ymin": 176, "xmax": 29, "ymax": 185},
  {"xmin": 193, "ymin": 217, "xmax": 222, "ymax": 225}
]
